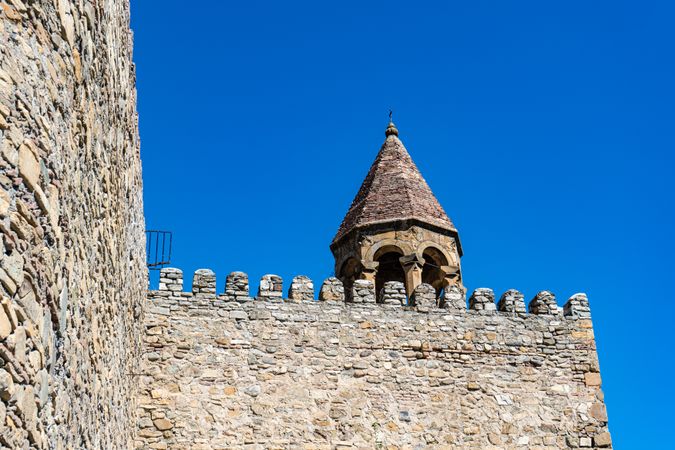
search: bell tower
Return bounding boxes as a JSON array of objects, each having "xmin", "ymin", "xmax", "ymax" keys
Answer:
[{"xmin": 331, "ymin": 120, "xmax": 463, "ymax": 301}]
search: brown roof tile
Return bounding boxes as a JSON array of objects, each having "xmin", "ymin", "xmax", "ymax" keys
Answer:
[{"xmin": 332, "ymin": 123, "xmax": 456, "ymax": 244}]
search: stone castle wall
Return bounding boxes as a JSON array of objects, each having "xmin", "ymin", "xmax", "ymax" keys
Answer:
[
  {"xmin": 0, "ymin": 1, "xmax": 145, "ymax": 448},
  {"xmin": 136, "ymin": 269, "xmax": 611, "ymax": 449}
]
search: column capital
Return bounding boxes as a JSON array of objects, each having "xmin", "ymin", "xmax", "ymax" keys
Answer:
[{"xmin": 399, "ymin": 253, "xmax": 425, "ymax": 270}]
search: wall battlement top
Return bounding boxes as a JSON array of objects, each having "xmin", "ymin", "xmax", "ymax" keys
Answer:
[
  {"xmin": 152, "ymin": 267, "xmax": 592, "ymax": 322},
  {"xmin": 140, "ymin": 268, "xmax": 606, "ymax": 449}
]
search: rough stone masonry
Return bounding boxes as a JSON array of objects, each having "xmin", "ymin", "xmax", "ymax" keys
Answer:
[
  {"xmin": 1, "ymin": 0, "xmax": 612, "ymax": 448},
  {"xmin": 0, "ymin": 0, "xmax": 145, "ymax": 448},
  {"xmin": 135, "ymin": 270, "xmax": 611, "ymax": 450}
]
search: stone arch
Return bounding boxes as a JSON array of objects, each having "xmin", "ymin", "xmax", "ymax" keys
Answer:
[
  {"xmin": 338, "ymin": 257, "xmax": 362, "ymax": 302},
  {"xmin": 415, "ymin": 242, "xmax": 453, "ymax": 266},
  {"xmin": 372, "ymin": 245, "xmax": 406, "ymax": 299},
  {"xmin": 419, "ymin": 244, "xmax": 451, "ymax": 296},
  {"xmin": 364, "ymin": 239, "xmax": 413, "ymax": 264}
]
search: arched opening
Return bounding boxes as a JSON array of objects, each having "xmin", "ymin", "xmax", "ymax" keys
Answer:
[
  {"xmin": 374, "ymin": 248, "xmax": 405, "ymax": 300},
  {"xmin": 422, "ymin": 246, "xmax": 448, "ymax": 296},
  {"xmin": 339, "ymin": 257, "xmax": 361, "ymax": 302}
]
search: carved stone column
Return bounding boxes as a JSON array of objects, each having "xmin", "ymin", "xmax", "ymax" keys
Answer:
[
  {"xmin": 360, "ymin": 261, "xmax": 378, "ymax": 283},
  {"xmin": 440, "ymin": 264, "xmax": 461, "ymax": 288},
  {"xmin": 399, "ymin": 254, "xmax": 425, "ymax": 298}
]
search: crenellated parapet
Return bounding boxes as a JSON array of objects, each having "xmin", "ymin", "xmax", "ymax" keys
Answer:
[
  {"xmin": 410, "ymin": 283, "xmax": 436, "ymax": 312},
  {"xmin": 529, "ymin": 290, "xmax": 561, "ymax": 316},
  {"xmin": 152, "ymin": 268, "xmax": 595, "ymax": 322},
  {"xmin": 378, "ymin": 281, "xmax": 406, "ymax": 306},
  {"xmin": 469, "ymin": 288, "xmax": 497, "ymax": 313},
  {"xmin": 192, "ymin": 269, "xmax": 216, "ymax": 296},
  {"xmin": 349, "ymin": 279, "xmax": 376, "ymax": 304},
  {"xmin": 498, "ymin": 289, "xmax": 527, "ymax": 316},
  {"xmin": 225, "ymin": 271, "xmax": 250, "ymax": 301},
  {"xmin": 288, "ymin": 275, "xmax": 314, "ymax": 302},
  {"xmin": 318, "ymin": 277, "xmax": 345, "ymax": 301},
  {"xmin": 159, "ymin": 268, "xmax": 183, "ymax": 292},
  {"xmin": 141, "ymin": 267, "xmax": 609, "ymax": 449}
]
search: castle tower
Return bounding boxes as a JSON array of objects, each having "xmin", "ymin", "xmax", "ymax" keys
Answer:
[{"xmin": 331, "ymin": 120, "xmax": 463, "ymax": 300}]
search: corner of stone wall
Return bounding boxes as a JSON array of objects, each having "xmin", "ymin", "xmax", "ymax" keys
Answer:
[{"xmin": 1, "ymin": 1, "xmax": 145, "ymax": 447}]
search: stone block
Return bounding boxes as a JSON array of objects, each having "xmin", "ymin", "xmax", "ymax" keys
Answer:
[
  {"xmin": 589, "ymin": 403, "xmax": 608, "ymax": 422},
  {"xmin": 563, "ymin": 293, "xmax": 591, "ymax": 319},
  {"xmin": 225, "ymin": 271, "xmax": 249, "ymax": 301},
  {"xmin": 379, "ymin": 281, "xmax": 406, "ymax": 306},
  {"xmin": 411, "ymin": 283, "xmax": 436, "ymax": 311},
  {"xmin": 258, "ymin": 274, "xmax": 283, "ymax": 300},
  {"xmin": 528, "ymin": 290, "xmax": 559, "ymax": 315},
  {"xmin": 441, "ymin": 285, "xmax": 466, "ymax": 310},
  {"xmin": 351, "ymin": 279, "xmax": 375, "ymax": 303},
  {"xmin": 584, "ymin": 372, "xmax": 602, "ymax": 387},
  {"xmin": 318, "ymin": 277, "xmax": 344, "ymax": 302},
  {"xmin": 593, "ymin": 431, "xmax": 612, "ymax": 447},
  {"xmin": 159, "ymin": 268, "xmax": 183, "ymax": 292},
  {"xmin": 0, "ymin": 302, "xmax": 12, "ymax": 339},
  {"xmin": 497, "ymin": 289, "xmax": 526, "ymax": 315},
  {"xmin": 153, "ymin": 418, "xmax": 173, "ymax": 431},
  {"xmin": 288, "ymin": 275, "xmax": 314, "ymax": 301},
  {"xmin": 192, "ymin": 269, "xmax": 216, "ymax": 296},
  {"xmin": 469, "ymin": 288, "xmax": 496, "ymax": 312}
]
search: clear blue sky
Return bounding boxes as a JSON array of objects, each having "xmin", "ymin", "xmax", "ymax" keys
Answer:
[{"xmin": 132, "ymin": 1, "xmax": 674, "ymax": 447}]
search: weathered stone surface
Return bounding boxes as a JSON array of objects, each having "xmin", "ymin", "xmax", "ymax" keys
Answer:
[
  {"xmin": 529, "ymin": 290, "xmax": 560, "ymax": 315},
  {"xmin": 153, "ymin": 418, "xmax": 173, "ymax": 431},
  {"xmin": 584, "ymin": 372, "xmax": 602, "ymax": 387},
  {"xmin": 318, "ymin": 277, "xmax": 344, "ymax": 302},
  {"xmin": 441, "ymin": 284, "xmax": 466, "ymax": 310},
  {"xmin": 594, "ymin": 431, "xmax": 612, "ymax": 447},
  {"xmin": 192, "ymin": 268, "xmax": 216, "ymax": 296},
  {"xmin": 379, "ymin": 280, "xmax": 406, "ymax": 305},
  {"xmin": 258, "ymin": 274, "xmax": 283, "ymax": 300},
  {"xmin": 0, "ymin": 302, "xmax": 12, "ymax": 339},
  {"xmin": 136, "ymin": 289, "xmax": 611, "ymax": 449},
  {"xmin": 159, "ymin": 267, "xmax": 183, "ymax": 292},
  {"xmin": 288, "ymin": 275, "xmax": 314, "ymax": 301},
  {"xmin": 497, "ymin": 289, "xmax": 526, "ymax": 315},
  {"xmin": 351, "ymin": 279, "xmax": 375, "ymax": 303},
  {"xmin": 225, "ymin": 271, "xmax": 250, "ymax": 301},
  {"xmin": 564, "ymin": 292, "xmax": 592, "ymax": 319},
  {"xmin": 1, "ymin": 2, "xmax": 613, "ymax": 448},
  {"xmin": 0, "ymin": 369, "xmax": 14, "ymax": 401},
  {"xmin": 0, "ymin": 1, "xmax": 145, "ymax": 447},
  {"xmin": 469, "ymin": 288, "xmax": 496, "ymax": 312},
  {"xmin": 590, "ymin": 402, "xmax": 608, "ymax": 421},
  {"xmin": 410, "ymin": 282, "xmax": 436, "ymax": 311}
]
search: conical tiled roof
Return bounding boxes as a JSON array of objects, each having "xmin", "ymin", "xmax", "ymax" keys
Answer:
[{"xmin": 332, "ymin": 122, "xmax": 456, "ymax": 244}]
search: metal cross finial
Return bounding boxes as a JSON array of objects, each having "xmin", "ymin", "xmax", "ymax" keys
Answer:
[{"xmin": 389, "ymin": 109, "xmax": 393, "ymax": 123}]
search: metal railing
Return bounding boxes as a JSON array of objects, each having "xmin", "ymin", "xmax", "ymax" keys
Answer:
[{"xmin": 146, "ymin": 230, "xmax": 172, "ymax": 270}]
